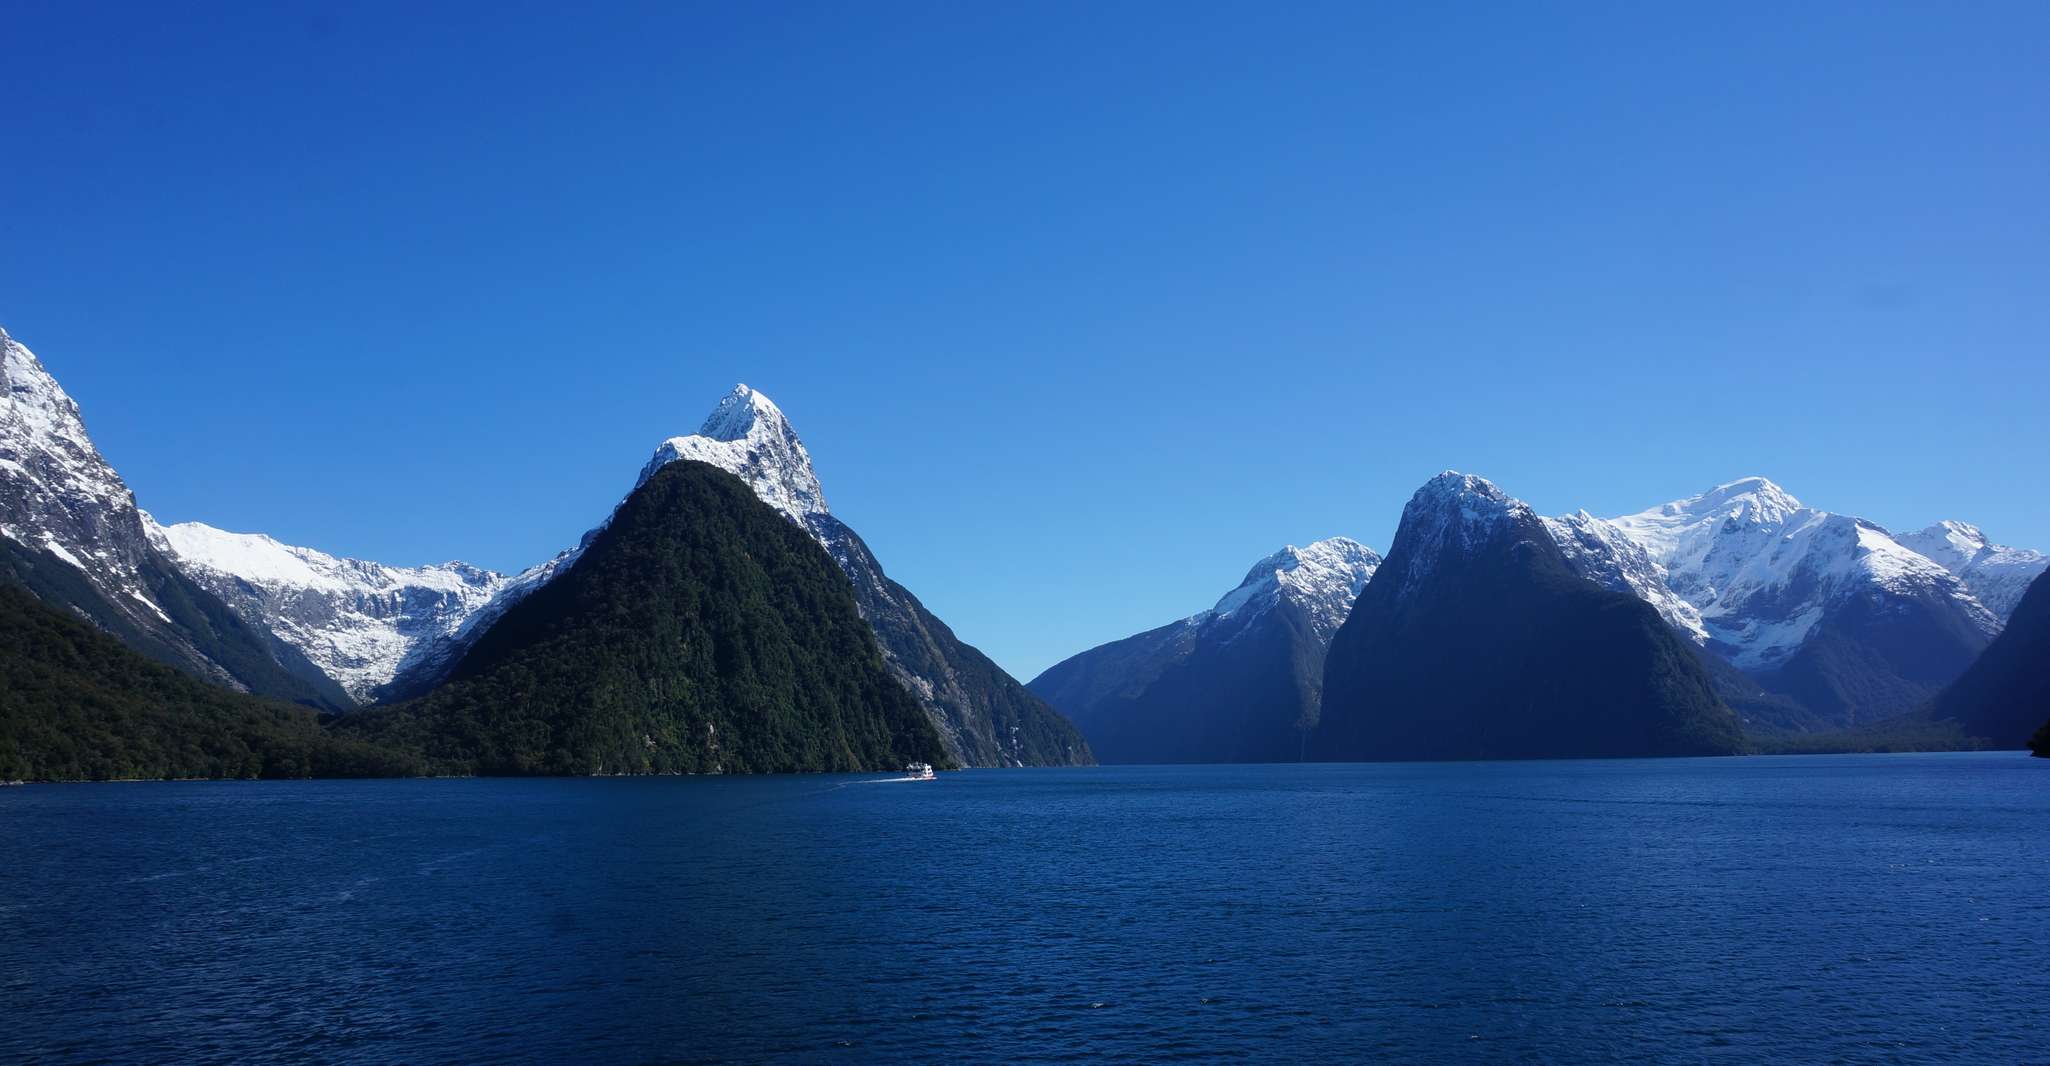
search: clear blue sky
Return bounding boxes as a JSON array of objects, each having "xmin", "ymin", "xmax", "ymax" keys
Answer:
[{"xmin": 3, "ymin": 1, "xmax": 2045, "ymax": 679}]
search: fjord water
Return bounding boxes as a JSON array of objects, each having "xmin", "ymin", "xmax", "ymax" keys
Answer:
[{"xmin": 3, "ymin": 756, "xmax": 2045, "ymax": 1063}]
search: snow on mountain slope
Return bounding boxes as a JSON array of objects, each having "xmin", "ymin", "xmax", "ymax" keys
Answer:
[
  {"xmin": 1543, "ymin": 510, "xmax": 1709, "ymax": 643},
  {"xmin": 152, "ymin": 519, "xmax": 508, "ymax": 702},
  {"xmin": 1608, "ymin": 478, "xmax": 1997, "ymax": 669},
  {"xmin": 1199, "ymin": 538, "xmax": 1382, "ymax": 644},
  {"xmin": 1, "ymin": 326, "xmax": 165, "ymax": 614},
  {"xmin": 1896, "ymin": 521, "xmax": 2048, "ymax": 622},
  {"xmin": 638, "ymin": 386, "xmax": 826, "ymax": 522},
  {"xmin": 1385, "ymin": 472, "xmax": 1539, "ymax": 599}
]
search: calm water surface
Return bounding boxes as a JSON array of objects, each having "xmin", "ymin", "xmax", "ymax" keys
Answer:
[{"xmin": 2, "ymin": 754, "xmax": 2046, "ymax": 1064}]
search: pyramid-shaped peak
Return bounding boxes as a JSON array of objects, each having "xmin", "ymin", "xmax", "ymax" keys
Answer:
[
  {"xmin": 640, "ymin": 384, "xmax": 826, "ymax": 522},
  {"xmin": 697, "ymin": 384, "xmax": 792, "ymax": 443},
  {"xmin": 1693, "ymin": 476, "xmax": 1803, "ymax": 515},
  {"xmin": 1406, "ymin": 471, "xmax": 1524, "ymax": 520}
]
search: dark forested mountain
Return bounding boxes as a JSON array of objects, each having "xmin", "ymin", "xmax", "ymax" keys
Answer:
[
  {"xmin": 1928, "ymin": 570, "xmax": 2050, "ymax": 750},
  {"xmin": 1030, "ymin": 539, "xmax": 1380, "ymax": 763},
  {"xmin": 0, "ymin": 327, "xmax": 349, "ymax": 709},
  {"xmin": 387, "ymin": 384, "xmax": 1090, "ymax": 768},
  {"xmin": 339, "ymin": 461, "xmax": 948, "ymax": 775},
  {"xmin": 1314, "ymin": 473, "xmax": 1744, "ymax": 761},
  {"xmin": 0, "ymin": 582, "xmax": 413, "ymax": 781}
]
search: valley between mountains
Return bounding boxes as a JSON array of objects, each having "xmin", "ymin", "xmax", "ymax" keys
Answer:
[{"xmin": 2, "ymin": 323, "xmax": 2045, "ymax": 780}]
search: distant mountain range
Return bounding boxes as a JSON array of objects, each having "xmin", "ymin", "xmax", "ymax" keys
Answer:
[
  {"xmin": 3, "ymin": 318, "xmax": 2045, "ymax": 775},
  {"xmin": 1036, "ymin": 471, "xmax": 2045, "ymax": 762}
]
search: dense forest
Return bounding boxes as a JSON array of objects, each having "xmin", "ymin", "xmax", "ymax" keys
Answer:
[
  {"xmin": 0, "ymin": 582, "xmax": 418, "ymax": 781},
  {"xmin": 338, "ymin": 461, "xmax": 948, "ymax": 775}
]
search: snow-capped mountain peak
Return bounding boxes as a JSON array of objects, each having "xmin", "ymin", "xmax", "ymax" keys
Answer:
[
  {"xmin": 698, "ymin": 383, "xmax": 787, "ymax": 441},
  {"xmin": 1903, "ymin": 519, "xmax": 1987, "ymax": 567},
  {"xmin": 1613, "ymin": 476, "xmax": 1802, "ymax": 568},
  {"xmin": 638, "ymin": 384, "xmax": 827, "ymax": 522},
  {"xmin": 1896, "ymin": 520, "xmax": 2049, "ymax": 621},
  {"xmin": 1203, "ymin": 537, "xmax": 1382, "ymax": 643},
  {"xmin": 1691, "ymin": 476, "xmax": 1803, "ymax": 518},
  {"xmin": 1409, "ymin": 471, "xmax": 1530, "ymax": 525},
  {"xmin": 1609, "ymin": 478, "xmax": 1996, "ymax": 669}
]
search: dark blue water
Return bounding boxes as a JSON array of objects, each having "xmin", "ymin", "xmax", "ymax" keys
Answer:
[{"xmin": 3, "ymin": 754, "xmax": 2045, "ymax": 1064}]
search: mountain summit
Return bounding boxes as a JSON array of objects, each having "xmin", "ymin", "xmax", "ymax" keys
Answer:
[{"xmin": 638, "ymin": 385, "xmax": 827, "ymax": 522}]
